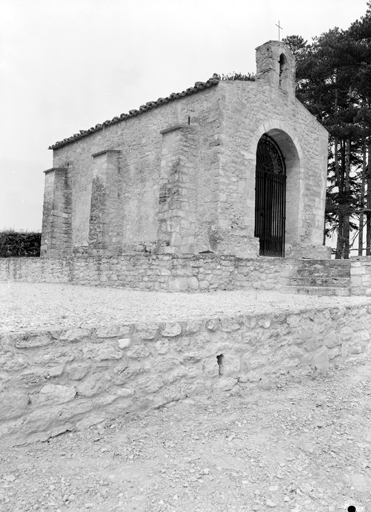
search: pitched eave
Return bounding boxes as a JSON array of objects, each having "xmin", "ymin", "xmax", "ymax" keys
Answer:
[{"xmin": 49, "ymin": 77, "xmax": 220, "ymax": 150}]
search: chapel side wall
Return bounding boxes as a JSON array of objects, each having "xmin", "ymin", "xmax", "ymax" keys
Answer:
[
  {"xmin": 51, "ymin": 87, "xmax": 222, "ymax": 255},
  {"xmin": 218, "ymin": 80, "xmax": 328, "ymax": 257}
]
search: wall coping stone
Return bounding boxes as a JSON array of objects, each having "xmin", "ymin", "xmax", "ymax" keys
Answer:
[
  {"xmin": 160, "ymin": 124, "xmax": 195, "ymax": 135},
  {"xmin": 92, "ymin": 149, "xmax": 122, "ymax": 158},
  {"xmin": 43, "ymin": 167, "xmax": 68, "ymax": 174}
]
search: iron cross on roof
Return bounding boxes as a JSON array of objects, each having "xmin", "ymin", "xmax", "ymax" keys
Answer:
[{"xmin": 275, "ymin": 20, "xmax": 283, "ymax": 41}]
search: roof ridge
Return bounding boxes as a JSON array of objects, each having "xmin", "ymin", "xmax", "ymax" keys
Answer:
[{"xmin": 49, "ymin": 76, "xmax": 221, "ymax": 150}]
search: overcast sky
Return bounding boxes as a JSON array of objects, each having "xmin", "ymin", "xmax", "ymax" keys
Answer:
[{"xmin": 0, "ymin": 0, "xmax": 369, "ymax": 231}]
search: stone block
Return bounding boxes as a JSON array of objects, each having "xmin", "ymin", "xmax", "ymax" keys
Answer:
[
  {"xmin": 341, "ymin": 343, "xmax": 349, "ymax": 358},
  {"xmin": 135, "ymin": 323, "xmax": 159, "ymax": 340},
  {"xmin": 258, "ymin": 317, "xmax": 271, "ymax": 329},
  {"xmin": 0, "ymin": 390, "xmax": 30, "ymax": 421},
  {"xmin": 116, "ymin": 387, "xmax": 135, "ymax": 398},
  {"xmin": 134, "ymin": 375, "xmax": 163, "ymax": 394},
  {"xmin": 77, "ymin": 373, "xmax": 111, "ymax": 397},
  {"xmin": 313, "ymin": 346, "xmax": 329, "ymax": 371},
  {"xmin": 152, "ymin": 357, "xmax": 179, "ymax": 374},
  {"xmin": 60, "ymin": 328, "xmax": 91, "ymax": 342},
  {"xmin": 118, "ymin": 338, "xmax": 131, "ymax": 349},
  {"xmin": 181, "ymin": 352, "xmax": 202, "ymax": 364},
  {"xmin": 360, "ymin": 330, "xmax": 370, "ymax": 341},
  {"xmin": 82, "ymin": 342, "xmax": 122, "ymax": 361},
  {"xmin": 323, "ymin": 332, "xmax": 340, "ymax": 349},
  {"xmin": 163, "ymin": 367, "xmax": 189, "ymax": 384},
  {"xmin": 67, "ymin": 363, "xmax": 90, "ymax": 381},
  {"xmin": 155, "ymin": 339, "xmax": 169, "ymax": 354},
  {"xmin": 213, "ymin": 377, "xmax": 237, "ymax": 391},
  {"xmin": 96, "ymin": 325, "xmax": 130, "ymax": 338},
  {"xmin": 185, "ymin": 319, "xmax": 203, "ymax": 335},
  {"xmin": 289, "ymin": 345, "xmax": 305, "ymax": 358},
  {"xmin": 351, "ymin": 345, "xmax": 364, "ymax": 355},
  {"xmin": 205, "ymin": 319, "xmax": 220, "ymax": 332},
  {"xmin": 286, "ymin": 315, "xmax": 301, "ymax": 327},
  {"xmin": 0, "ymin": 353, "xmax": 29, "ymax": 372},
  {"xmin": 340, "ymin": 326, "xmax": 353, "ymax": 342},
  {"xmin": 161, "ymin": 323, "xmax": 182, "ymax": 337},
  {"xmin": 32, "ymin": 384, "xmax": 76, "ymax": 406},
  {"xmin": 301, "ymin": 353, "xmax": 313, "ymax": 366},
  {"xmin": 202, "ymin": 356, "xmax": 219, "ymax": 378},
  {"xmin": 219, "ymin": 354, "xmax": 240, "ymax": 377},
  {"xmin": 188, "ymin": 277, "xmax": 199, "ymax": 290},
  {"xmin": 241, "ymin": 353, "xmax": 265, "ymax": 372},
  {"xmin": 47, "ymin": 365, "xmax": 64, "ymax": 378},
  {"xmin": 328, "ymin": 347, "xmax": 340, "ymax": 360},
  {"xmin": 14, "ymin": 331, "xmax": 52, "ymax": 349},
  {"xmin": 19, "ymin": 369, "xmax": 47, "ymax": 387},
  {"xmin": 169, "ymin": 277, "xmax": 188, "ymax": 291},
  {"xmin": 247, "ymin": 370, "xmax": 263, "ymax": 382},
  {"xmin": 220, "ymin": 318, "xmax": 242, "ymax": 332},
  {"xmin": 127, "ymin": 345, "xmax": 151, "ymax": 360}
]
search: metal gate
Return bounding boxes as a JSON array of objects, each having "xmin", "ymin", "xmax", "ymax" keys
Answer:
[{"xmin": 254, "ymin": 134, "xmax": 286, "ymax": 257}]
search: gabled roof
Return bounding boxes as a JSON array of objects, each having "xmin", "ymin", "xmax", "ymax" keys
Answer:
[{"xmin": 49, "ymin": 76, "xmax": 220, "ymax": 150}]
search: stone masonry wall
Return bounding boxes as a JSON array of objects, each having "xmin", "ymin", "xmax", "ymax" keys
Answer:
[
  {"xmin": 48, "ymin": 86, "xmax": 221, "ymax": 257},
  {"xmin": 1, "ymin": 304, "xmax": 370, "ymax": 445},
  {"xmin": 219, "ymin": 79, "xmax": 328, "ymax": 258},
  {"xmin": 0, "ymin": 255, "xmax": 296, "ymax": 292},
  {"xmin": 351, "ymin": 256, "xmax": 371, "ymax": 296}
]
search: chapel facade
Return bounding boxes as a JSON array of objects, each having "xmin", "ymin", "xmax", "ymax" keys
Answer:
[{"xmin": 41, "ymin": 41, "xmax": 329, "ymax": 260}]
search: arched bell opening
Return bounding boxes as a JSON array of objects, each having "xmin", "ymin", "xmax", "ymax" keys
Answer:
[
  {"xmin": 279, "ymin": 53, "xmax": 286, "ymax": 87},
  {"xmin": 254, "ymin": 129, "xmax": 301, "ymax": 257}
]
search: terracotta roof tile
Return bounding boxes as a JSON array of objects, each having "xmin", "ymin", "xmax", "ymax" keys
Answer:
[{"xmin": 49, "ymin": 77, "xmax": 220, "ymax": 150}]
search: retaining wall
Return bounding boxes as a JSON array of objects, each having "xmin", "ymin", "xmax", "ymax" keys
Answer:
[
  {"xmin": 1, "ymin": 304, "xmax": 370, "ymax": 446},
  {"xmin": 0, "ymin": 255, "xmax": 297, "ymax": 292}
]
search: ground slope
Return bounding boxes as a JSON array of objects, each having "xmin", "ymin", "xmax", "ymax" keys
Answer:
[{"xmin": 0, "ymin": 356, "xmax": 369, "ymax": 512}]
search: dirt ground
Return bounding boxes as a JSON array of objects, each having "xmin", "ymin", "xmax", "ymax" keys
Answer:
[
  {"xmin": 0, "ymin": 356, "xmax": 370, "ymax": 512},
  {"xmin": 2, "ymin": 282, "xmax": 371, "ymax": 330}
]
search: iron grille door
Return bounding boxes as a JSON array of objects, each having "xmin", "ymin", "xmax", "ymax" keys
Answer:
[{"xmin": 254, "ymin": 134, "xmax": 286, "ymax": 257}]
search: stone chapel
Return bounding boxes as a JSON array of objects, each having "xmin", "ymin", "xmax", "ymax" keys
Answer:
[{"xmin": 41, "ymin": 40, "xmax": 329, "ymax": 261}]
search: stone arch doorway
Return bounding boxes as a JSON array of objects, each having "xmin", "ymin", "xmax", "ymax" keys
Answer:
[
  {"xmin": 254, "ymin": 134, "xmax": 287, "ymax": 256},
  {"xmin": 252, "ymin": 124, "xmax": 302, "ymax": 257}
]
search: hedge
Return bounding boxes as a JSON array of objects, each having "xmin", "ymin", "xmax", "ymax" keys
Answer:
[{"xmin": 0, "ymin": 231, "xmax": 41, "ymax": 257}]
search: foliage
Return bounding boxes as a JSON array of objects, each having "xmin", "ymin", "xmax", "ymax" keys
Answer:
[
  {"xmin": 0, "ymin": 230, "xmax": 41, "ymax": 257},
  {"xmin": 283, "ymin": 2, "xmax": 371, "ymax": 258},
  {"xmin": 212, "ymin": 72, "xmax": 255, "ymax": 82}
]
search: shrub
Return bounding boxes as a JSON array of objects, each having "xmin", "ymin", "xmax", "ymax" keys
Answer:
[
  {"xmin": 212, "ymin": 72, "xmax": 256, "ymax": 82},
  {"xmin": 0, "ymin": 230, "xmax": 41, "ymax": 257}
]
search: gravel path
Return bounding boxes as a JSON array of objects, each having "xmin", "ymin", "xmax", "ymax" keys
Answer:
[
  {"xmin": 0, "ymin": 357, "xmax": 370, "ymax": 511},
  {"xmin": 2, "ymin": 282, "xmax": 371, "ymax": 331}
]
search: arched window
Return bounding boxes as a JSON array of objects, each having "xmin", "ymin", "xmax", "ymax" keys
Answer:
[{"xmin": 279, "ymin": 54, "xmax": 286, "ymax": 86}]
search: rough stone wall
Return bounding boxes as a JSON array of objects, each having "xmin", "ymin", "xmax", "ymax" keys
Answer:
[
  {"xmin": 1, "ymin": 304, "xmax": 369, "ymax": 445},
  {"xmin": 256, "ymin": 40, "xmax": 296, "ymax": 98},
  {"xmin": 48, "ymin": 87, "xmax": 221, "ymax": 257},
  {"xmin": 0, "ymin": 255, "xmax": 296, "ymax": 292},
  {"xmin": 40, "ymin": 168, "xmax": 72, "ymax": 258},
  {"xmin": 88, "ymin": 150, "xmax": 122, "ymax": 255},
  {"xmin": 218, "ymin": 79, "xmax": 328, "ymax": 258},
  {"xmin": 158, "ymin": 126, "xmax": 200, "ymax": 254},
  {"xmin": 351, "ymin": 257, "xmax": 371, "ymax": 296}
]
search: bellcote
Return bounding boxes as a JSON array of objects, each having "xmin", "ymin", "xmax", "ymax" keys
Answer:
[{"xmin": 255, "ymin": 40, "xmax": 296, "ymax": 97}]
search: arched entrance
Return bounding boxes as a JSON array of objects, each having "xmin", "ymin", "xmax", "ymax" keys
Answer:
[{"xmin": 254, "ymin": 134, "xmax": 286, "ymax": 256}]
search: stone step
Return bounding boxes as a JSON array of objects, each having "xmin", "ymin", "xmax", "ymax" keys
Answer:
[
  {"xmin": 281, "ymin": 286, "xmax": 350, "ymax": 296},
  {"xmin": 297, "ymin": 259, "xmax": 350, "ymax": 266},
  {"xmin": 296, "ymin": 269, "xmax": 350, "ymax": 275},
  {"xmin": 290, "ymin": 277, "xmax": 351, "ymax": 288}
]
